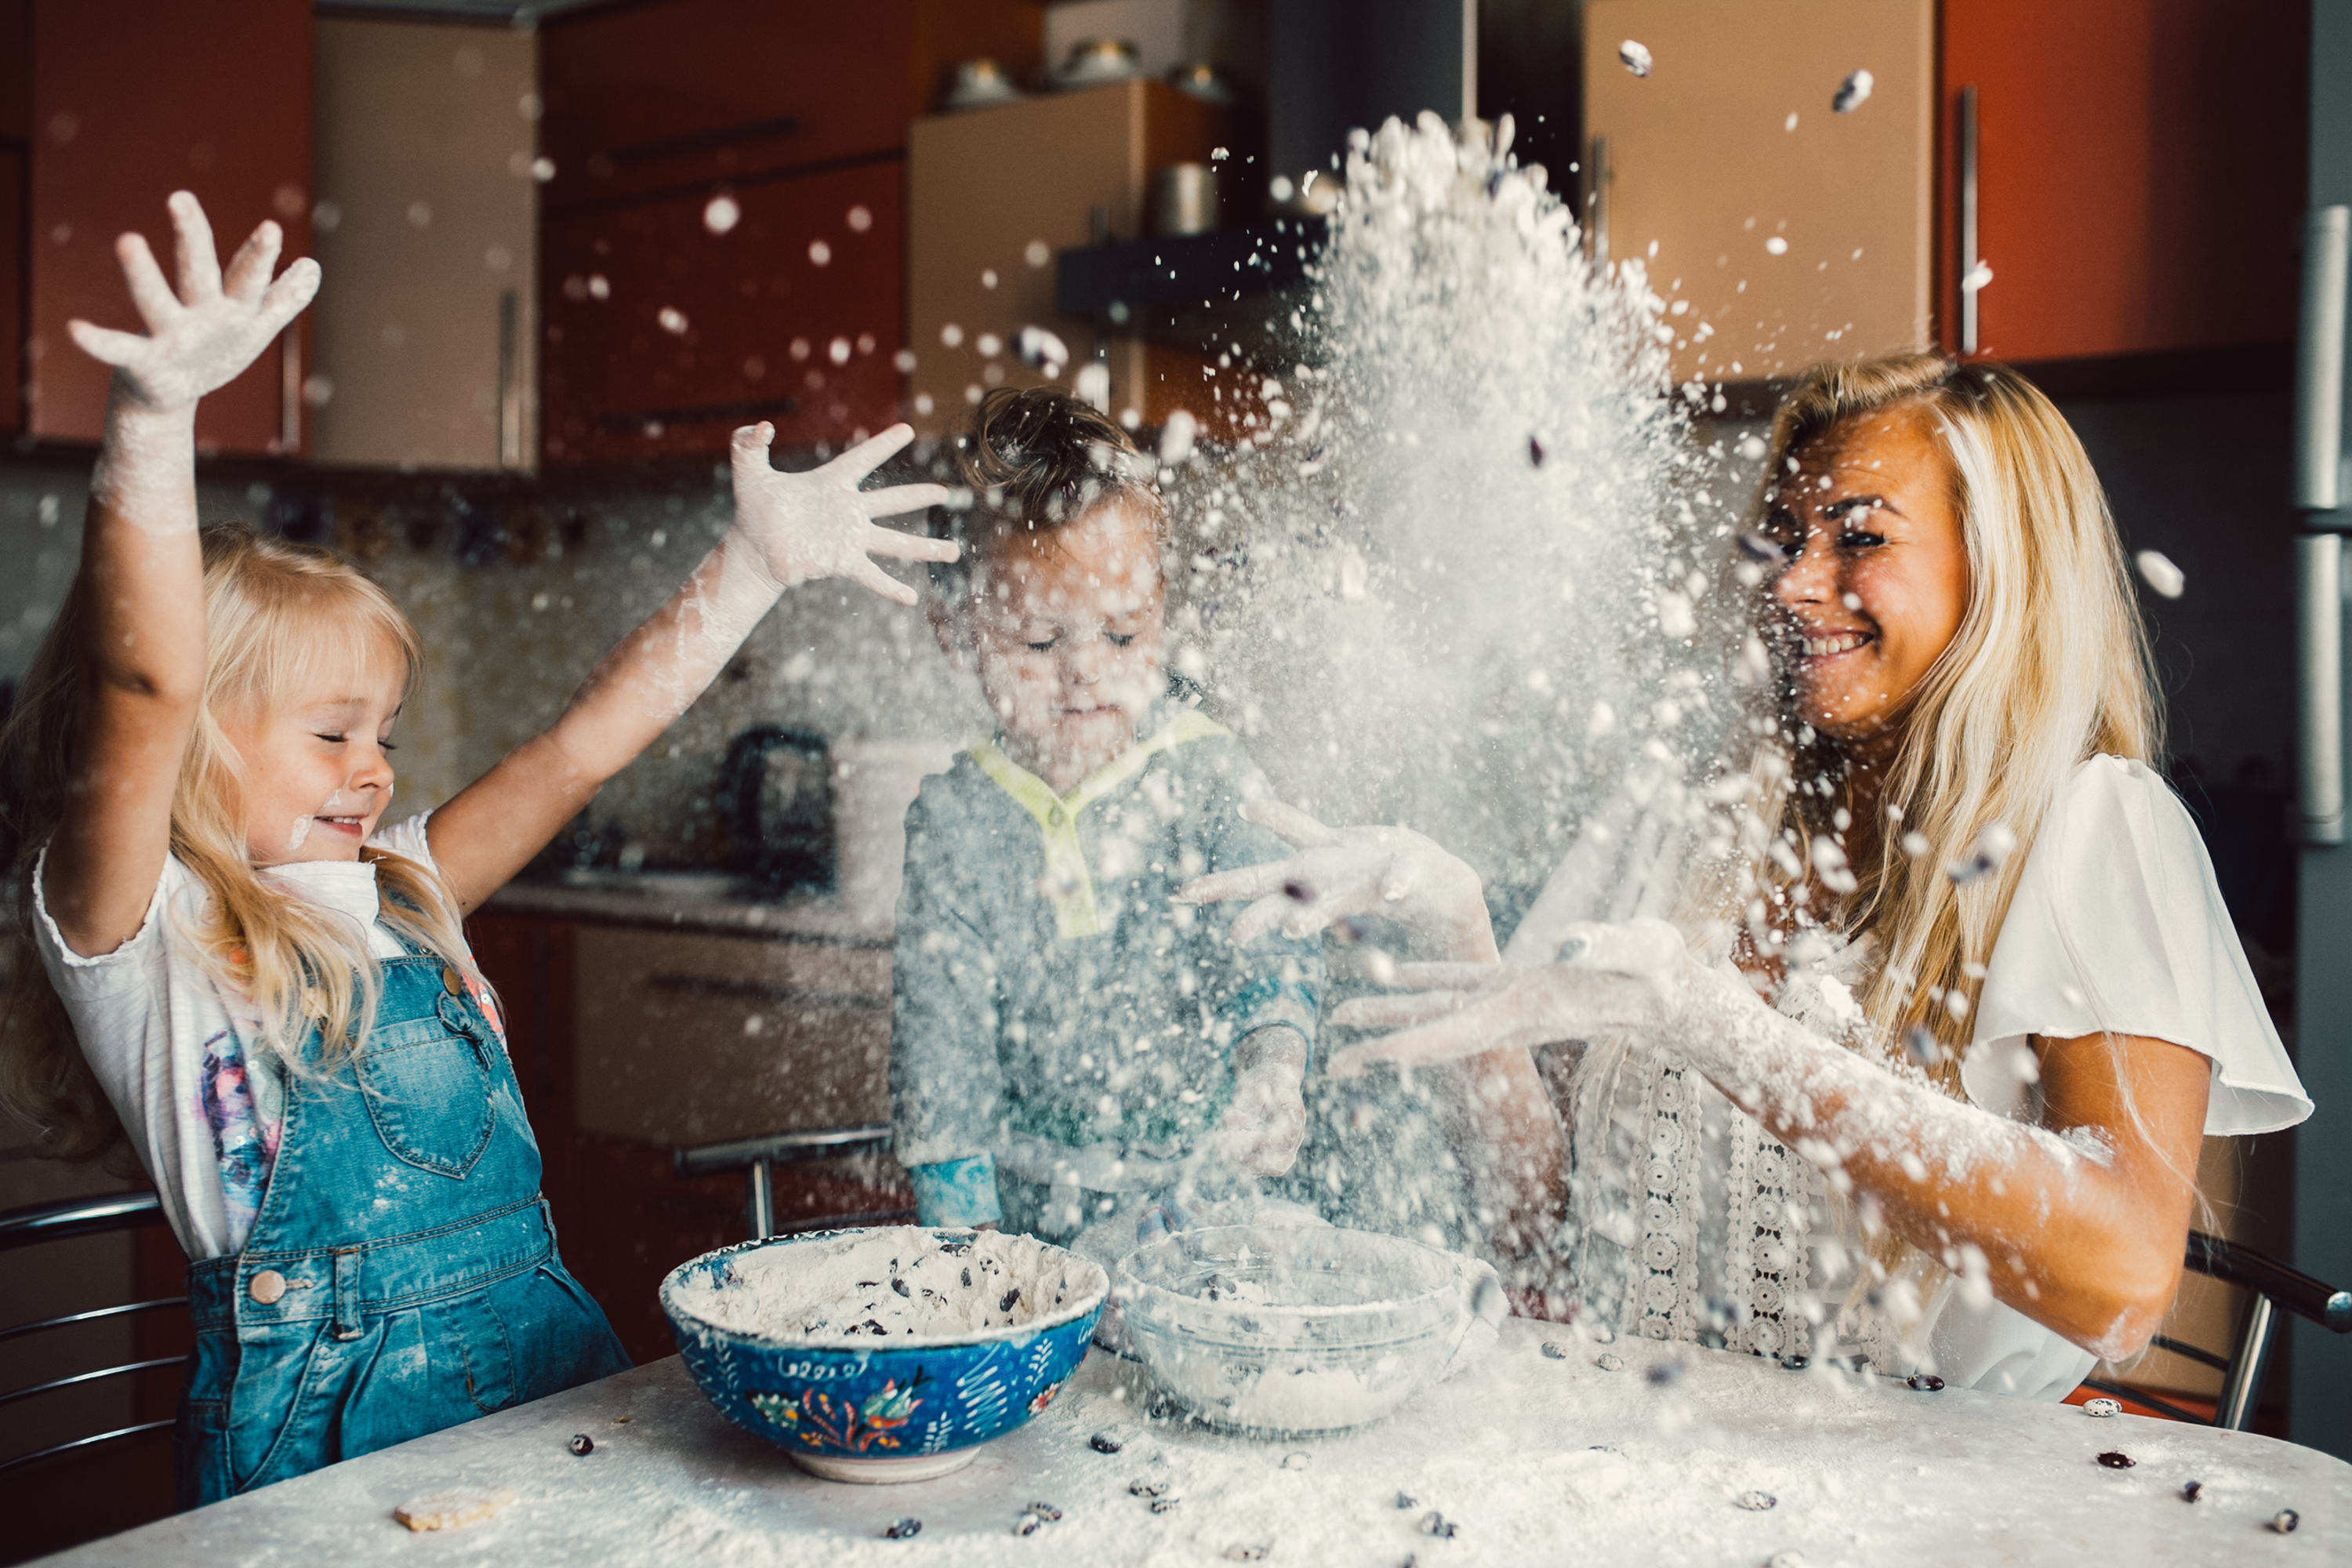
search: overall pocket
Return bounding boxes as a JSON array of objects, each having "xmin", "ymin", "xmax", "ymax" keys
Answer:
[{"xmin": 358, "ymin": 1014, "xmax": 495, "ymax": 1176}]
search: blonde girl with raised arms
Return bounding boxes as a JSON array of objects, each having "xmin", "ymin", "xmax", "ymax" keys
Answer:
[
  {"xmin": 0, "ymin": 193, "xmax": 951, "ymax": 1502},
  {"xmin": 1187, "ymin": 354, "xmax": 2310, "ymax": 1396}
]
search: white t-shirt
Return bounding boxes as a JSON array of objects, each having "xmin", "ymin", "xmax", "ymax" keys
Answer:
[{"xmin": 30, "ymin": 815, "xmax": 477, "ymax": 1261}]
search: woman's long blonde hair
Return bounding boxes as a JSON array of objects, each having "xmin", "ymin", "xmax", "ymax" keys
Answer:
[
  {"xmin": 2, "ymin": 525, "xmax": 478, "ymax": 1160},
  {"xmin": 1738, "ymin": 354, "xmax": 2160, "ymax": 1076}
]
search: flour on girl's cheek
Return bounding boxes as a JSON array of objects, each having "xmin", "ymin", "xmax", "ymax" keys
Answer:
[{"xmin": 286, "ymin": 815, "xmax": 311, "ymax": 852}]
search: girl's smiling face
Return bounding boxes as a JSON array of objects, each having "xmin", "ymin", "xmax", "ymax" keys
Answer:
[
  {"xmin": 959, "ymin": 501, "xmax": 1165, "ymax": 793},
  {"xmin": 220, "ymin": 650, "xmax": 407, "ymax": 866},
  {"xmin": 1764, "ymin": 402, "xmax": 1973, "ymax": 742}
]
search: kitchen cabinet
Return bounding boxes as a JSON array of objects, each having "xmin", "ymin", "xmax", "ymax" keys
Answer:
[
  {"xmin": 1, "ymin": 0, "xmax": 24, "ymax": 436},
  {"xmin": 307, "ymin": 16, "xmax": 538, "ymax": 472},
  {"xmin": 25, "ymin": 0, "xmax": 312, "ymax": 453},
  {"xmin": 537, "ymin": 0, "xmax": 1041, "ymax": 215},
  {"xmin": 1938, "ymin": 0, "xmax": 2307, "ymax": 365},
  {"xmin": 908, "ymin": 78, "xmax": 1236, "ymax": 435},
  {"xmin": 541, "ymin": 162, "xmax": 902, "ymax": 463},
  {"xmin": 1582, "ymin": 0, "xmax": 1935, "ymax": 386},
  {"xmin": 1584, "ymin": 0, "xmax": 2307, "ymax": 386},
  {"xmin": 535, "ymin": 0, "xmax": 1041, "ymax": 464}
]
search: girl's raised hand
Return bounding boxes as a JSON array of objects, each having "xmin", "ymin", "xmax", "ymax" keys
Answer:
[
  {"xmin": 730, "ymin": 421, "xmax": 956, "ymax": 606},
  {"xmin": 67, "ymin": 191, "xmax": 320, "ymax": 412},
  {"xmin": 1324, "ymin": 918, "xmax": 1702, "ymax": 1076},
  {"xmin": 1174, "ymin": 800, "xmax": 1498, "ymax": 959}
]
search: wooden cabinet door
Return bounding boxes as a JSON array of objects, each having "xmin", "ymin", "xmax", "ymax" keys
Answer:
[
  {"xmin": 28, "ymin": 0, "xmax": 310, "ymax": 452},
  {"xmin": 539, "ymin": 0, "xmax": 1040, "ymax": 213},
  {"xmin": 1584, "ymin": 0, "xmax": 1935, "ymax": 386},
  {"xmin": 542, "ymin": 160, "xmax": 902, "ymax": 463},
  {"xmin": 1940, "ymin": 0, "xmax": 2306, "ymax": 364}
]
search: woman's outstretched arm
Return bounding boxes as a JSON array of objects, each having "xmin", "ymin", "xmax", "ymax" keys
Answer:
[
  {"xmin": 1331, "ymin": 920, "xmax": 2210, "ymax": 1359},
  {"xmin": 43, "ymin": 193, "xmax": 319, "ymax": 956}
]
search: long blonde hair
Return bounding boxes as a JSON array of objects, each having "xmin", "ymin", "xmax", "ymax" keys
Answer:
[
  {"xmin": 1736, "ymin": 354, "xmax": 2160, "ymax": 1076},
  {"xmin": 2, "ymin": 525, "xmax": 478, "ymax": 1160}
]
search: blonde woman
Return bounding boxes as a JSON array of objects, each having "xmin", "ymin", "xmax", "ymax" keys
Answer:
[
  {"xmin": 0, "ymin": 192, "xmax": 949, "ymax": 1501},
  {"xmin": 1183, "ymin": 354, "xmax": 2309, "ymax": 1396}
]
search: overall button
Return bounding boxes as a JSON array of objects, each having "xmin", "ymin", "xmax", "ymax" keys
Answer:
[
  {"xmin": 248, "ymin": 1269, "xmax": 287, "ymax": 1305},
  {"xmin": 441, "ymin": 967, "xmax": 462, "ymax": 996}
]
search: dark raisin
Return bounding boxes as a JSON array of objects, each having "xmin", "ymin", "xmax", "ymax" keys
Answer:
[
  {"xmin": 1000, "ymin": 1287, "xmax": 1022, "ymax": 1312},
  {"xmin": 1529, "ymin": 434, "xmax": 1547, "ymax": 467},
  {"xmin": 1091, "ymin": 1432, "xmax": 1123, "ymax": 1454},
  {"xmin": 963, "ymin": 1268, "xmax": 973, "ymax": 1289},
  {"xmin": 1283, "ymin": 879, "xmax": 1315, "ymax": 903},
  {"xmin": 2272, "ymin": 1509, "xmax": 2299, "ymax": 1534},
  {"xmin": 2096, "ymin": 1451, "xmax": 2135, "ymax": 1469},
  {"xmin": 884, "ymin": 1518, "xmax": 922, "ymax": 1539},
  {"xmin": 2180, "ymin": 1480, "xmax": 2202, "ymax": 1503},
  {"xmin": 1396, "ymin": 1491, "xmax": 1417, "ymax": 1509},
  {"xmin": 1907, "ymin": 1373, "xmax": 1945, "ymax": 1392},
  {"xmin": 568, "ymin": 1433, "xmax": 593, "ymax": 1456},
  {"xmin": 1013, "ymin": 1513, "xmax": 1041, "ymax": 1537},
  {"xmin": 1646, "ymin": 1363, "xmax": 1682, "ymax": 1387},
  {"xmin": 1780, "ymin": 1355, "xmax": 1809, "ymax": 1371},
  {"xmin": 1130, "ymin": 1479, "xmax": 1167, "ymax": 1498},
  {"xmin": 1540, "ymin": 1341, "xmax": 1569, "ymax": 1360},
  {"xmin": 1150, "ymin": 1497, "xmax": 1181, "ymax": 1514},
  {"xmin": 891, "ymin": 1279, "xmax": 911, "ymax": 1298},
  {"xmin": 1029, "ymin": 1502, "xmax": 1062, "ymax": 1521}
]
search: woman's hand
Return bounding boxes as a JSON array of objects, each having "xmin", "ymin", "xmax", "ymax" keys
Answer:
[
  {"xmin": 1175, "ymin": 801, "xmax": 1500, "ymax": 961},
  {"xmin": 729, "ymin": 422, "xmax": 955, "ymax": 606},
  {"xmin": 1325, "ymin": 919, "xmax": 1704, "ymax": 1076},
  {"xmin": 67, "ymin": 191, "xmax": 318, "ymax": 415}
]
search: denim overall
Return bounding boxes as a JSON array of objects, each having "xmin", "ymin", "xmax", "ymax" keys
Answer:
[{"xmin": 176, "ymin": 948, "xmax": 630, "ymax": 1506}]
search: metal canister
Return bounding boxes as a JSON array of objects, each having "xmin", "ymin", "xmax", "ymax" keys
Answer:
[{"xmin": 1152, "ymin": 164, "xmax": 1219, "ymax": 237}]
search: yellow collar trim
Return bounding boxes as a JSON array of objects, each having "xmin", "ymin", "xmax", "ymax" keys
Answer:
[{"xmin": 970, "ymin": 708, "xmax": 1229, "ymax": 938}]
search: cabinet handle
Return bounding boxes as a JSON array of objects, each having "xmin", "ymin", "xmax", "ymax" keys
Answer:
[
  {"xmin": 2296, "ymin": 534, "xmax": 2343, "ymax": 844},
  {"xmin": 1957, "ymin": 85, "xmax": 1981, "ymax": 355},
  {"xmin": 2293, "ymin": 206, "xmax": 2349, "ymax": 512},
  {"xmin": 278, "ymin": 328, "xmax": 300, "ymax": 454},
  {"xmin": 2294, "ymin": 205, "xmax": 2350, "ymax": 845},
  {"xmin": 497, "ymin": 288, "xmax": 523, "ymax": 470},
  {"xmin": 1585, "ymin": 133, "xmax": 1610, "ymax": 270}
]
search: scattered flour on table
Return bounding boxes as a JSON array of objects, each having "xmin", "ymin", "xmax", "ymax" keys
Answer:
[{"xmin": 673, "ymin": 1229, "xmax": 1101, "ymax": 1343}]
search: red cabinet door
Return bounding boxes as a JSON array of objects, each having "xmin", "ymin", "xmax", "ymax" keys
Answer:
[
  {"xmin": 1940, "ymin": 0, "xmax": 2306, "ymax": 363},
  {"xmin": 542, "ymin": 160, "xmax": 902, "ymax": 463},
  {"xmin": 28, "ymin": 0, "xmax": 311, "ymax": 452}
]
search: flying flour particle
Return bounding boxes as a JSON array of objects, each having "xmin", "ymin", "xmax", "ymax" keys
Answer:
[
  {"xmin": 1833, "ymin": 70, "xmax": 1875, "ymax": 113},
  {"xmin": 1619, "ymin": 39, "xmax": 1653, "ymax": 77},
  {"xmin": 2134, "ymin": 549, "xmax": 2185, "ymax": 598}
]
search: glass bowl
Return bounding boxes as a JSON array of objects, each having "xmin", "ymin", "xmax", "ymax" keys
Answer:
[
  {"xmin": 1115, "ymin": 1225, "xmax": 1497, "ymax": 1435},
  {"xmin": 661, "ymin": 1226, "xmax": 1106, "ymax": 1483}
]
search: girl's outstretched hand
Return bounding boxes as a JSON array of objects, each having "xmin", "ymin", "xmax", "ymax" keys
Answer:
[
  {"xmin": 1324, "ymin": 918, "xmax": 1704, "ymax": 1076},
  {"xmin": 1174, "ymin": 800, "xmax": 1498, "ymax": 960},
  {"xmin": 67, "ymin": 191, "xmax": 320, "ymax": 412},
  {"xmin": 730, "ymin": 421, "xmax": 956, "ymax": 606}
]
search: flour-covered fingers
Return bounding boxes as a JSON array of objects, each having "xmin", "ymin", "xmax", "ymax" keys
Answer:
[
  {"xmin": 252, "ymin": 258, "xmax": 321, "ymax": 339},
  {"xmin": 115, "ymin": 233, "xmax": 182, "ymax": 329},
  {"xmin": 1175, "ymin": 858, "xmax": 1301, "ymax": 907},
  {"xmin": 1277, "ymin": 865, "xmax": 1388, "ymax": 940},
  {"xmin": 166, "ymin": 191, "xmax": 224, "ymax": 303},
  {"xmin": 1225, "ymin": 891, "xmax": 1312, "ymax": 948},
  {"xmin": 67, "ymin": 320, "xmax": 150, "ymax": 368},
  {"xmin": 855, "ymin": 482, "xmax": 955, "ymax": 524},
  {"xmin": 1326, "ymin": 1000, "xmax": 1530, "ymax": 1076},
  {"xmin": 729, "ymin": 421, "xmax": 777, "ymax": 481},
  {"xmin": 1238, "ymin": 798, "xmax": 1345, "ymax": 850},
  {"xmin": 849, "ymin": 558, "xmax": 919, "ymax": 607},
  {"xmin": 1389, "ymin": 961, "xmax": 1512, "ymax": 992},
  {"xmin": 1329, "ymin": 989, "xmax": 1473, "ymax": 1030},
  {"xmin": 826, "ymin": 422, "xmax": 916, "ymax": 482},
  {"xmin": 221, "ymin": 220, "xmax": 283, "ymax": 305}
]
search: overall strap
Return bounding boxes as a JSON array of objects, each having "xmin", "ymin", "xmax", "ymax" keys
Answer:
[{"xmin": 970, "ymin": 708, "xmax": 1229, "ymax": 938}]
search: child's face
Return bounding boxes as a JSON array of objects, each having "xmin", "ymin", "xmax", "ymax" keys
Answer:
[
  {"xmin": 963, "ymin": 501, "xmax": 1165, "ymax": 790},
  {"xmin": 222, "ymin": 652, "xmax": 408, "ymax": 866}
]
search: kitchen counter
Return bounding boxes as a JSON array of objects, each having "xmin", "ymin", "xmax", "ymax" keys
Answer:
[
  {"xmin": 45, "ymin": 1318, "xmax": 2347, "ymax": 1565},
  {"xmin": 485, "ymin": 871, "xmax": 890, "ymax": 948}
]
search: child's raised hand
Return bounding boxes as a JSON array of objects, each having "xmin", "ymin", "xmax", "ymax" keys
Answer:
[
  {"xmin": 67, "ymin": 191, "xmax": 320, "ymax": 414},
  {"xmin": 730, "ymin": 421, "xmax": 956, "ymax": 607}
]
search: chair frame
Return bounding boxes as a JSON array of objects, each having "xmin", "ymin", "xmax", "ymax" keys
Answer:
[
  {"xmin": 673, "ymin": 1124, "xmax": 913, "ymax": 1240},
  {"xmin": 2082, "ymin": 1229, "xmax": 2352, "ymax": 1431},
  {"xmin": 0, "ymin": 1192, "xmax": 186, "ymax": 1478}
]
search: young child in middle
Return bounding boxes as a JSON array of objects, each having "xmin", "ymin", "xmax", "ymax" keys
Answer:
[{"xmin": 891, "ymin": 388, "xmax": 1321, "ymax": 1266}]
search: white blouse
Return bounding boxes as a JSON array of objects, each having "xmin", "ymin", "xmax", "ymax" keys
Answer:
[{"xmin": 1555, "ymin": 753, "xmax": 2310, "ymax": 1400}]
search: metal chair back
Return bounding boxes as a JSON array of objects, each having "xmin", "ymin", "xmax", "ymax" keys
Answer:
[
  {"xmin": 2084, "ymin": 1229, "xmax": 2352, "ymax": 1429},
  {"xmin": 0, "ymin": 1192, "xmax": 187, "ymax": 1476},
  {"xmin": 673, "ymin": 1124, "xmax": 913, "ymax": 1239}
]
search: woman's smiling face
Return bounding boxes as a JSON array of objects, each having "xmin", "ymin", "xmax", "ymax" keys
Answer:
[{"xmin": 1763, "ymin": 401, "xmax": 1973, "ymax": 742}]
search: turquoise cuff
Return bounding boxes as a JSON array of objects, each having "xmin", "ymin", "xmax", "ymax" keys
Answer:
[{"xmin": 909, "ymin": 1154, "xmax": 1003, "ymax": 1229}]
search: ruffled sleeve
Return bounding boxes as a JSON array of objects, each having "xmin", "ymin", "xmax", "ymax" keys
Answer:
[{"xmin": 1965, "ymin": 755, "xmax": 2310, "ymax": 1136}]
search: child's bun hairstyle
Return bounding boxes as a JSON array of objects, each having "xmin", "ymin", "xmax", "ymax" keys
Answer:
[
  {"xmin": 0, "ymin": 524, "xmax": 480, "ymax": 1160},
  {"xmin": 931, "ymin": 387, "xmax": 1164, "ymax": 596}
]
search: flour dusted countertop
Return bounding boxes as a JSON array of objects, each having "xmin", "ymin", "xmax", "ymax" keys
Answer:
[{"xmin": 45, "ymin": 1320, "xmax": 2345, "ymax": 1565}]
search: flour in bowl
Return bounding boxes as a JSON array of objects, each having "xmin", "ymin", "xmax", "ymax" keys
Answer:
[{"xmin": 672, "ymin": 1229, "xmax": 1103, "ymax": 1345}]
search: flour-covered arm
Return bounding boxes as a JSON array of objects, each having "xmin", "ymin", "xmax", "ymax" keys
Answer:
[
  {"xmin": 44, "ymin": 193, "xmax": 319, "ymax": 956},
  {"xmin": 1332, "ymin": 920, "xmax": 2211, "ymax": 1360},
  {"xmin": 426, "ymin": 425, "xmax": 953, "ymax": 911}
]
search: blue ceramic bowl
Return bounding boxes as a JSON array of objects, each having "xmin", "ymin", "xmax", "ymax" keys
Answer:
[{"xmin": 660, "ymin": 1226, "xmax": 1108, "ymax": 1483}]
